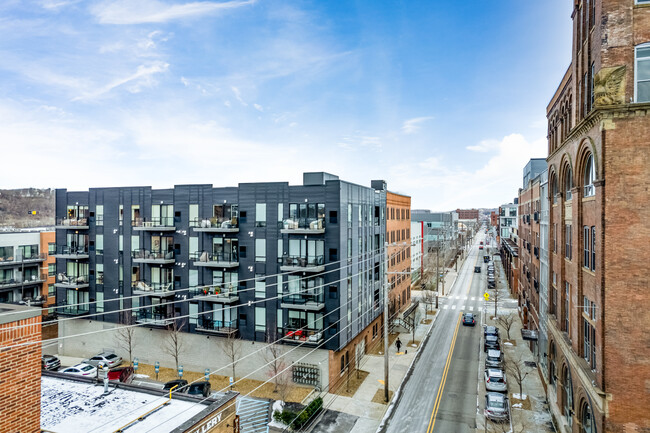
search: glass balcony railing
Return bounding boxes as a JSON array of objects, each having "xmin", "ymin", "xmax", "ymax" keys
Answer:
[
  {"xmin": 58, "ymin": 303, "xmax": 90, "ymax": 315},
  {"xmin": 281, "ymin": 218, "xmax": 325, "ymax": 231},
  {"xmin": 0, "ymin": 273, "xmax": 47, "ymax": 288},
  {"xmin": 135, "ymin": 310, "xmax": 174, "ymax": 326},
  {"xmin": 56, "ymin": 217, "xmax": 89, "ymax": 228},
  {"xmin": 279, "ymin": 255, "xmax": 324, "ymax": 268},
  {"xmin": 190, "ymin": 251, "xmax": 238, "ymax": 264},
  {"xmin": 0, "ymin": 252, "xmax": 46, "ymax": 264},
  {"xmin": 280, "ymin": 291, "xmax": 324, "ymax": 306},
  {"xmin": 189, "ymin": 284, "xmax": 238, "ymax": 298},
  {"xmin": 282, "ymin": 327, "xmax": 324, "ymax": 344},
  {"xmin": 132, "ymin": 217, "xmax": 175, "ymax": 228},
  {"xmin": 197, "ymin": 318, "xmax": 238, "ymax": 332},
  {"xmin": 132, "ymin": 280, "xmax": 173, "ymax": 293},
  {"xmin": 131, "ymin": 249, "xmax": 175, "ymax": 261},
  {"xmin": 55, "ymin": 273, "xmax": 89, "ymax": 286},
  {"xmin": 53, "ymin": 245, "xmax": 89, "ymax": 256},
  {"xmin": 190, "ymin": 217, "xmax": 239, "ymax": 229}
]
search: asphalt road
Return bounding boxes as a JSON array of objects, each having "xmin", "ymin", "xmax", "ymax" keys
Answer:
[{"xmin": 383, "ymin": 233, "xmax": 487, "ymax": 433}]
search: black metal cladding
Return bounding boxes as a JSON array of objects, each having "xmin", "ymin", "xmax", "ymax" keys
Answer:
[{"xmin": 54, "ymin": 174, "xmax": 386, "ymax": 351}]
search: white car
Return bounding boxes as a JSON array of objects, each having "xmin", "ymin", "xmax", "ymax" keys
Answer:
[
  {"xmin": 61, "ymin": 363, "xmax": 97, "ymax": 377},
  {"xmin": 484, "ymin": 368, "xmax": 507, "ymax": 393},
  {"xmin": 84, "ymin": 352, "xmax": 123, "ymax": 368}
]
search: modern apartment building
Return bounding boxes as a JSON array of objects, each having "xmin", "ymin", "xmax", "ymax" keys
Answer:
[
  {"xmin": 0, "ymin": 230, "xmax": 54, "ymax": 309},
  {"xmin": 544, "ymin": 1, "xmax": 650, "ymax": 432},
  {"xmin": 498, "ymin": 203, "xmax": 519, "ymax": 295},
  {"xmin": 410, "ymin": 221, "xmax": 423, "ymax": 284},
  {"xmin": 386, "ymin": 192, "xmax": 412, "ymax": 318},
  {"xmin": 54, "ymin": 173, "xmax": 388, "ymax": 390}
]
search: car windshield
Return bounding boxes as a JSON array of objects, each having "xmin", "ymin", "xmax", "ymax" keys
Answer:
[
  {"xmin": 488, "ymin": 397, "xmax": 506, "ymax": 408},
  {"xmin": 81, "ymin": 365, "xmax": 94, "ymax": 371}
]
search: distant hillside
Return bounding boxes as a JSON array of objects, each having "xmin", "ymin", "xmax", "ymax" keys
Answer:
[{"xmin": 0, "ymin": 188, "xmax": 55, "ymax": 228}]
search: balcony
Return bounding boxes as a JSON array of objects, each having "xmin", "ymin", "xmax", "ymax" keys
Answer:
[
  {"xmin": 281, "ymin": 327, "xmax": 324, "ymax": 345},
  {"xmin": 57, "ymin": 304, "xmax": 90, "ymax": 316},
  {"xmin": 189, "ymin": 285, "xmax": 239, "ymax": 303},
  {"xmin": 135, "ymin": 310, "xmax": 175, "ymax": 328},
  {"xmin": 279, "ymin": 255, "xmax": 325, "ymax": 273},
  {"xmin": 0, "ymin": 273, "xmax": 47, "ymax": 289},
  {"xmin": 0, "ymin": 252, "xmax": 46, "ymax": 267},
  {"xmin": 132, "ymin": 280, "xmax": 175, "ymax": 297},
  {"xmin": 55, "ymin": 218, "xmax": 89, "ymax": 230},
  {"xmin": 132, "ymin": 217, "xmax": 176, "ymax": 231},
  {"xmin": 18, "ymin": 295, "xmax": 46, "ymax": 306},
  {"xmin": 195, "ymin": 318, "xmax": 238, "ymax": 336},
  {"xmin": 190, "ymin": 217, "xmax": 239, "ymax": 233},
  {"xmin": 280, "ymin": 218, "xmax": 325, "ymax": 234},
  {"xmin": 280, "ymin": 292, "xmax": 325, "ymax": 311},
  {"xmin": 51, "ymin": 245, "xmax": 89, "ymax": 259},
  {"xmin": 54, "ymin": 273, "xmax": 89, "ymax": 289},
  {"xmin": 191, "ymin": 251, "xmax": 239, "ymax": 268},
  {"xmin": 131, "ymin": 249, "xmax": 175, "ymax": 264}
]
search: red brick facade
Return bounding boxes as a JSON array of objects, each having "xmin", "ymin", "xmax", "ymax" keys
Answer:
[
  {"xmin": 387, "ymin": 192, "xmax": 412, "ymax": 318},
  {"xmin": 0, "ymin": 307, "xmax": 41, "ymax": 433},
  {"xmin": 544, "ymin": 1, "xmax": 650, "ymax": 432},
  {"xmin": 455, "ymin": 208, "xmax": 479, "ymax": 220},
  {"xmin": 518, "ymin": 180, "xmax": 542, "ymax": 332}
]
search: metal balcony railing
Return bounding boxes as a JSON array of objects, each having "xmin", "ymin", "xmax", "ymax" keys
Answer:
[
  {"xmin": 198, "ymin": 318, "xmax": 238, "ymax": 332},
  {"xmin": 53, "ymin": 245, "xmax": 89, "ymax": 256},
  {"xmin": 131, "ymin": 249, "xmax": 175, "ymax": 261},
  {"xmin": 131, "ymin": 217, "xmax": 175, "ymax": 228},
  {"xmin": 56, "ymin": 217, "xmax": 89, "ymax": 227},
  {"xmin": 189, "ymin": 284, "xmax": 238, "ymax": 298},
  {"xmin": 279, "ymin": 255, "xmax": 324, "ymax": 268},
  {"xmin": 280, "ymin": 291, "xmax": 325, "ymax": 305},
  {"xmin": 191, "ymin": 251, "xmax": 238, "ymax": 263},
  {"xmin": 282, "ymin": 327, "xmax": 324, "ymax": 344},
  {"xmin": 281, "ymin": 218, "xmax": 325, "ymax": 231},
  {"xmin": 132, "ymin": 280, "xmax": 173, "ymax": 293},
  {"xmin": 56, "ymin": 273, "xmax": 89, "ymax": 286},
  {"xmin": 189, "ymin": 217, "xmax": 239, "ymax": 229},
  {"xmin": 0, "ymin": 252, "xmax": 46, "ymax": 264}
]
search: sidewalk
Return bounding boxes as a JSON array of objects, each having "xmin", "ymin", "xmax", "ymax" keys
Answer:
[
  {"xmin": 475, "ymin": 256, "xmax": 555, "ymax": 433},
  {"xmin": 315, "ymin": 262, "xmax": 462, "ymax": 433}
]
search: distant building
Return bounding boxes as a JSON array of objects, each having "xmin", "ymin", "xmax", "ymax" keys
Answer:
[
  {"xmin": 0, "ymin": 303, "xmax": 42, "ymax": 433},
  {"xmin": 410, "ymin": 221, "xmax": 423, "ymax": 284},
  {"xmin": 455, "ymin": 208, "xmax": 479, "ymax": 221},
  {"xmin": 490, "ymin": 211, "xmax": 498, "ymax": 228}
]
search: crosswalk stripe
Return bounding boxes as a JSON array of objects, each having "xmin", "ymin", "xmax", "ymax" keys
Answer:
[
  {"xmin": 471, "ymin": 297, "xmax": 476, "ymax": 301},
  {"xmin": 451, "ymin": 305, "xmax": 456, "ymax": 310},
  {"xmin": 469, "ymin": 306, "xmax": 474, "ymax": 311},
  {"xmin": 443, "ymin": 305, "xmax": 449, "ymax": 310},
  {"xmin": 461, "ymin": 305, "xmax": 465, "ymax": 310}
]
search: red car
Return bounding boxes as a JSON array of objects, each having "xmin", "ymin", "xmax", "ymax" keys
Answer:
[{"xmin": 108, "ymin": 366, "xmax": 134, "ymax": 384}]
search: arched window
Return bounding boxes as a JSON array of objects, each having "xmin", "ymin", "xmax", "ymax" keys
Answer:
[
  {"xmin": 563, "ymin": 367, "xmax": 574, "ymax": 427},
  {"xmin": 565, "ymin": 167, "xmax": 573, "ymax": 200},
  {"xmin": 584, "ymin": 154, "xmax": 595, "ymax": 197},
  {"xmin": 549, "ymin": 342, "xmax": 557, "ymax": 388},
  {"xmin": 581, "ymin": 401, "xmax": 594, "ymax": 433},
  {"xmin": 551, "ymin": 174, "xmax": 559, "ymax": 204}
]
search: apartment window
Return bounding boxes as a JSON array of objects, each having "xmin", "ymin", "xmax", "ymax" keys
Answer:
[
  {"xmin": 565, "ymin": 224, "xmax": 572, "ymax": 260},
  {"xmin": 255, "ymin": 276, "xmax": 266, "ymax": 298},
  {"xmin": 189, "ymin": 204, "xmax": 198, "ymax": 226},
  {"xmin": 583, "ymin": 226, "xmax": 590, "ymax": 269},
  {"xmin": 96, "ymin": 204, "xmax": 103, "ymax": 225},
  {"xmin": 564, "ymin": 282, "xmax": 570, "ymax": 334},
  {"xmin": 584, "ymin": 154, "xmax": 595, "ymax": 197},
  {"xmin": 347, "ymin": 204, "xmax": 352, "ymax": 227},
  {"xmin": 119, "ymin": 205, "xmax": 124, "ymax": 225},
  {"xmin": 565, "ymin": 168, "xmax": 573, "ymax": 200},
  {"xmin": 277, "ymin": 203, "xmax": 283, "ymax": 225},
  {"xmin": 635, "ymin": 43, "xmax": 650, "ymax": 102},
  {"xmin": 48, "ymin": 263, "xmax": 56, "ymax": 277},
  {"xmin": 48, "ymin": 283, "xmax": 55, "ymax": 296},
  {"xmin": 255, "ymin": 307, "xmax": 266, "ymax": 332},
  {"xmin": 591, "ymin": 226, "xmax": 596, "ymax": 271},
  {"xmin": 255, "ymin": 203, "xmax": 266, "ymax": 227},
  {"xmin": 329, "ymin": 210, "xmax": 337, "ymax": 224},
  {"xmin": 96, "ymin": 263, "xmax": 103, "ymax": 284},
  {"xmin": 48, "ymin": 242, "xmax": 55, "ymax": 255},
  {"xmin": 552, "ymin": 224, "xmax": 557, "ymax": 253},
  {"xmin": 255, "ymin": 239, "xmax": 266, "ymax": 262}
]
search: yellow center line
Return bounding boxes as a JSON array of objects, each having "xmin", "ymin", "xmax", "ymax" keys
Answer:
[
  {"xmin": 466, "ymin": 246, "xmax": 482, "ymax": 295},
  {"xmin": 426, "ymin": 312, "xmax": 463, "ymax": 433}
]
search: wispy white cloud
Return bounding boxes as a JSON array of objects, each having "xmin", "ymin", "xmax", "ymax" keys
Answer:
[
  {"xmin": 253, "ymin": 103, "xmax": 263, "ymax": 112},
  {"xmin": 338, "ymin": 134, "xmax": 381, "ymax": 150},
  {"xmin": 231, "ymin": 86, "xmax": 247, "ymax": 106},
  {"xmin": 92, "ymin": 0, "xmax": 256, "ymax": 25},
  {"xmin": 39, "ymin": 0, "xmax": 81, "ymax": 10},
  {"xmin": 466, "ymin": 139, "xmax": 499, "ymax": 153},
  {"xmin": 401, "ymin": 116, "xmax": 434, "ymax": 134},
  {"xmin": 72, "ymin": 61, "xmax": 169, "ymax": 100}
]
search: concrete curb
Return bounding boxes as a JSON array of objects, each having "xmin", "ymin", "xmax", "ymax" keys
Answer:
[{"xmin": 375, "ymin": 303, "xmax": 440, "ymax": 432}]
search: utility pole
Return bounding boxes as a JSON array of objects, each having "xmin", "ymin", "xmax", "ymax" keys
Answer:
[{"xmin": 383, "ymin": 241, "xmax": 390, "ymax": 403}]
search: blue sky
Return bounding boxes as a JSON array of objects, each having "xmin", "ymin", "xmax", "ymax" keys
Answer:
[{"xmin": 0, "ymin": 0, "xmax": 572, "ymax": 210}]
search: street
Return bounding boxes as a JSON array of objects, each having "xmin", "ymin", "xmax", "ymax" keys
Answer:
[{"xmin": 383, "ymin": 234, "xmax": 487, "ymax": 433}]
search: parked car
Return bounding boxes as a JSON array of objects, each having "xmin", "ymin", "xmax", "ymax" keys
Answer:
[
  {"xmin": 107, "ymin": 366, "xmax": 134, "ymax": 384},
  {"xmin": 61, "ymin": 363, "xmax": 97, "ymax": 377},
  {"xmin": 84, "ymin": 352, "xmax": 123, "ymax": 368},
  {"xmin": 484, "ymin": 335, "xmax": 501, "ymax": 352},
  {"xmin": 163, "ymin": 379, "xmax": 188, "ymax": 392},
  {"xmin": 41, "ymin": 354, "xmax": 61, "ymax": 371},
  {"xmin": 485, "ymin": 368, "xmax": 507, "ymax": 392},
  {"xmin": 484, "ymin": 325, "xmax": 500, "ymax": 338},
  {"xmin": 485, "ymin": 349, "xmax": 504, "ymax": 369},
  {"xmin": 186, "ymin": 381, "xmax": 212, "ymax": 398},
  {"xmin": 474, "ymin": 266, "xmax": 481, "ymax": 273},
  {"xmin": 485, "ymin": 392, "xmax": 509, "ymax": 422},
  {"xmin": 479, "ymin": 245, "xmax": 484, "ymax": 250},
  {"xmin": 462, "ymin": 313, "xmax": 476, "ymax": 326}
]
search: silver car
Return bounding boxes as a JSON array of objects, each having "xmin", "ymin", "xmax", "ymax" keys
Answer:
[
  {"xmin": 84, "ymin": 352, "xmax": 123, "ymax": 368},
  {"xmin": 484, "ymin": 368, "xmax": 507, "ymax": 393},
  {"xmin": 485, "ymin": 392, "xmax": 509, "ymax": 422},
  {"xmin": 485, "ymin": 349, "xmax": 503, "ymax": 369}
]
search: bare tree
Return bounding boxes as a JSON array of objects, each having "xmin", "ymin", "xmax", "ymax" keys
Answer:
[
  {"xmin": 410, "ymin": 308, "xmax": 422, "ymax": 345},
  {"xmin": 164, "ymin": 319, "xmax": 185, "ymax": 376},
  {"xmin": 506, "ymin": 354, "xmax": 532, "ymax": 399},
  {"xmin": 220, "ymin": 332, "xmax": 242, "ymax": 390},
  {"xmin": 421, "ymin": 287, "xmax": 437, "ymax": 314},
  {"xmin": 263, "ymin": 342, "xmax": 290, "ymax": 400},
  {"xmin": 114, "ymin": 315, "xmax": 137, "ymax": 365},
  {"xmin": 496, "ymin": 313, "xmax": 516, "ymax": 340}
]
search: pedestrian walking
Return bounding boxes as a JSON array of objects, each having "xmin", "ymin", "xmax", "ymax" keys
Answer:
[{"xmin": 396, "ymin": 337, "xmax": 402, "ymax": 353}]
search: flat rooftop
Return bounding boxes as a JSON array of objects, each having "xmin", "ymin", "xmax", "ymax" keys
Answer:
[{"xmin": 41, "ymin": 376, "xmax": 207, "ymax": 433}]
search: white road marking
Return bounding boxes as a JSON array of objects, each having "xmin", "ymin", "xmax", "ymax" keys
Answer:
[
  {"xmin": 443, "ymin": 305, "xmax": 449, "ymax": 310},
  {"xmin": 451, "ymin": 305, "xmax": 457, "ymax": 310},
  {"xmin": 469, "ymin": 306, "xmax": 474, "ymax": 311},
  {"xmin": 461, "ymin": 305, "xmax": 465, "ymax": 310},
  {"xmin": 471, "ymin": 297, "xmax": 476, "ymax": 301}
]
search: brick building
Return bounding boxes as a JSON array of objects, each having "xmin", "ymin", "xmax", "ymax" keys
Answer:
[
  {"xmin": 544, "ymin": 1, "xmax": 650, "ymax": 432},
  {"xmin": 0, "ymin": 303, "xmax": 42, "ymax": 433},
  {"xmin": 386, "ymin": 191, "xmax": 412, "ymax": 319},
  {"xmin": 517, "ymin": 166, "xmax": 543, "ymax": 358},
  {"xmin": 455, "ymin": 208, "xmax": 479, "ymax": 220}
]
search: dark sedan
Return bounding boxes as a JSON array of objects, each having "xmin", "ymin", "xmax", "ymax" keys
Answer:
[
  {"xmin": 462, "ymin": 313, "xmax": 476, "ymax": 326},
  {"xmin": 186, "ymin": 381, "xmax": 212, "ymax": 398},
  {"xmin": 163, "ymin": 379, "xmax": 188, "ymax": 393},
  {"xmin": 484, "ymin": 335, "xmax": 501, "ymax": 352}
]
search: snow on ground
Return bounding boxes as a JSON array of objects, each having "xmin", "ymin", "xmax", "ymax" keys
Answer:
[
  {"xmin": 41, "ymin": 377, "xmax": 204, "ymax": 433},
  {"xmin": 511, "ymin": 403, "xmax": 522, "ymax": 408},
  {"xmin": 504, "ymin": 342, "xmax": 513, "ymax": 346},
  {"xmin": 512, "ymin": 393, "xmax": 527, "ymax": 400},
  {"xmin": 133, "ymin": 374, "xmax": 149, "ymax": 378},
  {"xmin": 268, "ymin": 400, "xmax": 288, "ymax": 429}
]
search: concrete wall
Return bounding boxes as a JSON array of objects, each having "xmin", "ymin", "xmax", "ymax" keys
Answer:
[{"xmin": 58, "ymin": 319, "xmax": 330, "ymax": 390}]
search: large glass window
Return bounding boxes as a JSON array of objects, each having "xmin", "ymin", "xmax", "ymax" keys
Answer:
[
  {"xmin": 96, "ymin": 205, "xmax": 104, "ymax": 225},
  {"xmin": 591, "ymin": 226, "xmax": 596, "ymax": 271},
  {"xmin": 96, "ymin": 234, "xmax": 104, "ymax": 255},
  {"xmin": 255, "ymin": 239, "xmax": 266, "ymax": 262},
  {"xmin": 255, "ymin": 276, "xmax": 266, "ymax": 298},
  {"xmin": 583, "ymin": 226, "xmax": 590, "ymax": 269},
  {"xmin": 255, "ymin": 203, "xmax": 267, "ymax": 227},
  {"xmin": 635, "ymin": 43, "xmax": 650, "ymax": 102},
  {"xmin": 565, "ymin": 168, "xmax": 573, "ymax": 200},
  {"xmin": 255, "ymin": 307, "xmax": 266, "ymax": 332},
  {"xmin": 565, "ymin": 224, "xmax": 572, "ymax": 260}
]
